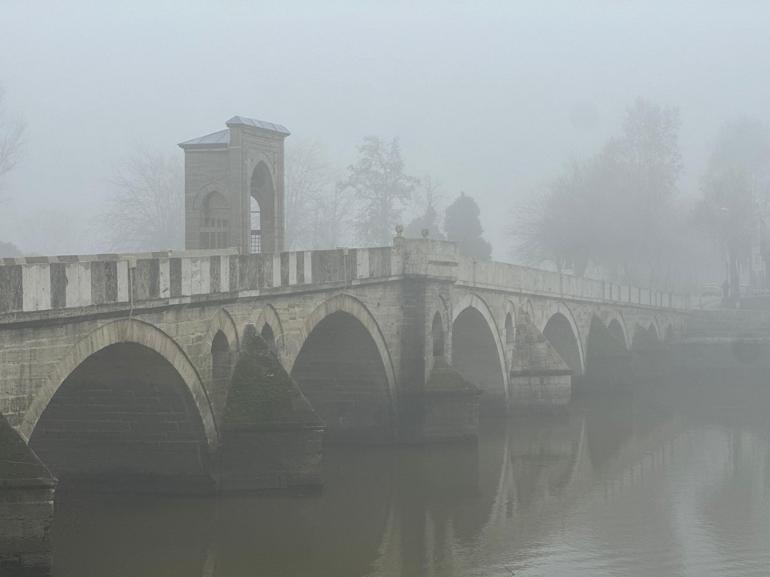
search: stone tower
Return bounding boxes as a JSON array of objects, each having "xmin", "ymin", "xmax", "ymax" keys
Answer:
[{"xmin": 178, "ymin": 116, "xmax": 289, "ymax": 254}]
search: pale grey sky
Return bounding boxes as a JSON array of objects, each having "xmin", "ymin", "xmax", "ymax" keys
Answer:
[{"xmin": 1, "ymin": 0, "xmax": 769, "ymax": 256}]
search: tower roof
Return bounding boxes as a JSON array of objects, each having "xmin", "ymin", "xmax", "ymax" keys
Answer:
[
  {"xmin": 178, "ymin": 129, "xmax": 230, "ymax": 149},
  {"xmin": 178, "ymin": 116, "xmax": 290, "ymax": 149},
  {"xmin": 225, "ymin": 115, "xmax": 290, "ymax": 135}
]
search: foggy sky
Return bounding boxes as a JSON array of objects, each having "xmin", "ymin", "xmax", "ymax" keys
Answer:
[{"xmin": 1, "ymin": 0, "xmax": 769, "ymax": 257}]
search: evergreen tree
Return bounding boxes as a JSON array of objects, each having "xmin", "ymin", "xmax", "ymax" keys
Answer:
[{"xmin": 444, "ymin": 193, "xmax": 492, "ymax": 260}]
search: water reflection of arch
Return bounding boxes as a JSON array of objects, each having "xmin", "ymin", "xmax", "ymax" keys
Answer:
[
  {"xmin": 213, "ymin": 446, "xmax": 397, "ymax": 576},
  {"xmin": 52, "ymin": 494, "xmax": 216, "ymax": 577},
  {"xmin": 372, "ymin": 426, "xmax": 511, "ymax": 576},
  {"xmin": 374, "ymin": 415, "xmax": 594, "ymax": 575},
  {"xmin": 474, "ymin": 413, "xmax": 594, "ymax": 565}
]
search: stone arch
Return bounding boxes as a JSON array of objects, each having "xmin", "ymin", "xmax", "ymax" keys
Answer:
[
  {"xmin": 290, "ymin": 294, "xmax": 396, "ymax": 393},
  {"xmin": 254, "ymin": 303, "xmax": 284, "ymax": 356},
  {"xmin": 204, "ymin": 307, "xmax": 240, "ymax": 355},
  {"xmin": 21, "ymin": 318, "xmax": 218, "ymax": 450},
  {"xmin": 541, "ymin": 305, "xmax": 585, "ymax": 375},
  {"xmin": 452, "ymin": 293, "xmax": 509, "ymax": 414},
  {"xmin": 452, "ymin": 294, "xmax": 507, "ymax": 371},
  {"xmin": 602, "ymin": 310, "xmax": 629, "ymax": 350},
  {"xmin": 290, "ymin": 294, "xmax": 397, "ymax": 441}
]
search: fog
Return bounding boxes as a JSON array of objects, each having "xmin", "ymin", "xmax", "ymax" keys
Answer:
[
  {"xmin": 5, "ymin": 5, "xmax": 770, "ymax": 576},
  {"xmin": 1, "ymin": 0, "xmax": 769, "ymax": 257}
]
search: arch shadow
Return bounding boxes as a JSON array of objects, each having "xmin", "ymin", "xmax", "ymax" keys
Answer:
[{"xmin": 21, "ymin": 318, "xmax": 218, "ymax": 450}]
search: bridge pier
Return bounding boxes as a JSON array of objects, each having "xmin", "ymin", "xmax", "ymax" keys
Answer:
[
  {"xmin": 219, "ymin": 325, "xmax": 324, "ymax": 492},
  {"xmin": 0, "ymin": 414, "xmax": 55, "ymax": 576},
  {"xmin": 508, "ymin": 313, "xmax": 572, "ymax": 410},
  {"xmin": 400, "ymin": 358, "xmax": 481, "ymax": 443}
]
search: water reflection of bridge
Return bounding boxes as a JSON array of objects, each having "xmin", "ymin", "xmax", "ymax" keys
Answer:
[
  {"xmin": 49, "ymin": 400, "xmax": 695, "ymax": 577},
  {"xmin": 371, "ymin": 406, "xmax": 688, "ymax": 577}
]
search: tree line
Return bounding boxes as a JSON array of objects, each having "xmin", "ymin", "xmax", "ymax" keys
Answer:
[{"xmin": 515, "ymin": 99, "xmax": 770, "ymax": 294}]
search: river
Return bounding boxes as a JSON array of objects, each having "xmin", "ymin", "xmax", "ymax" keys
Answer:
[{"xmin": 50, "ymin": 372, "xmax": 770, "ymax": 577}]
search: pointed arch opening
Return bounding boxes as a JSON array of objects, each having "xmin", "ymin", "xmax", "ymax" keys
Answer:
[
  {"xmin": 250, "ymin": 161, "xmax": 275, "ymax": 253},
  {"xmin": 211, "ymin": 330, "xmax": 232, "ymax": 401}
]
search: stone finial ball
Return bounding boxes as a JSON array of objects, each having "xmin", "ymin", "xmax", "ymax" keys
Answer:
[{"xmin": 395, "ymin": 224, "xmax": 404, "ymax": 236}]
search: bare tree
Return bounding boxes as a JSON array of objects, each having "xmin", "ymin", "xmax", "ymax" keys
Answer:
[
  {"xmin": 696, "ymin": 119, "xmax": 770, "ymax": 299},
  {"xmin": 514, "ymin": 99, "xmax": 683, "ymax": 286},
  {"xmin": 284, "ymin": 139, "xmax": 351, "ymax": 250},
  {"xmin": 101, "ymin": 149, "xmax": 184, "ymax": 252},
  {"xmin": 310, "ymin": 182, "xmax": 354, "ymax": 249},
  {"xmin": 0, "ymin": 86, "xmax": 25, "ymax": 199},
  {"xmin": 341, "ymin": 136, "xmax": 419, "ymax": 246},
  {"xmin": 514, "ymin": 162, "xmax": 594, "ymax": 275}
]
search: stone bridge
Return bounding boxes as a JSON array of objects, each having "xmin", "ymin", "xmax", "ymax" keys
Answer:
[
  {"xmin": 0, "ymin": 237, "xmax": 690, "ymax": 569},
  {"xmin": 0, "ymin": 238, "xmax": 687, "ymax": 484}
]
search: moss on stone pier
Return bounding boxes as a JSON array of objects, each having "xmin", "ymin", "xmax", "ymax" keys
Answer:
[{"xmin": 223, "ymin": 325, "xmax": 323, "ymax": 431}]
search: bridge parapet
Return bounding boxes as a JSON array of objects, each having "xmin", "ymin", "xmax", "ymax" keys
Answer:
[
  {"xmin": 0, "ymin": 242, "xmax": 690, "ymax": 320},
  {"xmin": 456, "ymin": 257, "xmax": 690, "ymax": 309},
  {"xmin": 0, "ymin": 246, "xmax": 399, "ymax": 318}
]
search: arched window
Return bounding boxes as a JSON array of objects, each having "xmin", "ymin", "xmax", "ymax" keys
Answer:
[
  {"xmin": 201, "ymin": 191, "xmax": 229, "ymax": 249},
  {"xmin": 505, "ymin": 313, "xmax": 515, "ymax": 345},
  {"xmin": 432, "ymin": 312, "xmax": 445, "ymax": 357}
]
